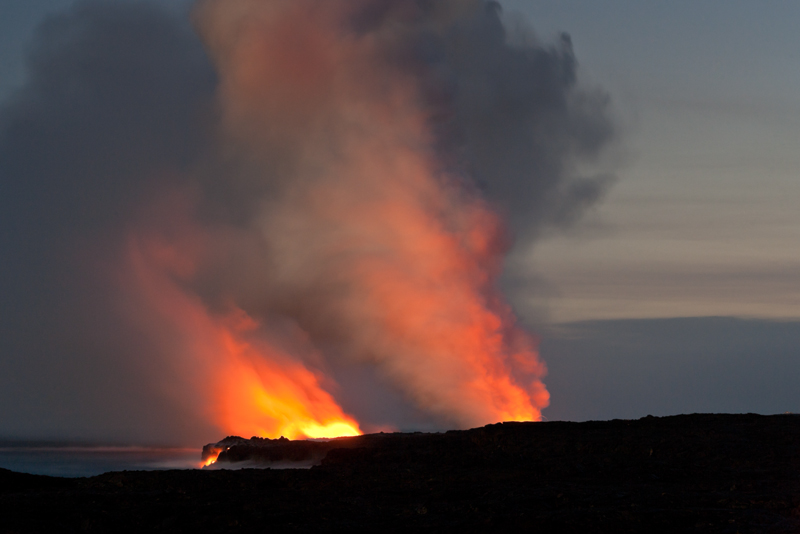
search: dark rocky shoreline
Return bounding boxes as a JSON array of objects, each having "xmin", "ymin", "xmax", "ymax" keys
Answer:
[{"xmin": 2, "ymin": 413, "xmax": 798, "ymax": 532}]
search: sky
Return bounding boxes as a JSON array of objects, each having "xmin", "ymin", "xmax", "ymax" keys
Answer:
[
  {"xmin": 502, "ymin": 0, "xmax": 800, "ymax": 323},
  {"xmin": 0, "ymin": 0, "xmax": 797, "ymax": 444}
]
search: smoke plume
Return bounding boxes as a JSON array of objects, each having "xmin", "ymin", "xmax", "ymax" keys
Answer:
[{"xmin": 0, "ymin": 0, "xmax": 613, "ymax": 444}]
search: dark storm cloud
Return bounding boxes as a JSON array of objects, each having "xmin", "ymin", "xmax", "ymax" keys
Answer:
[{"xmin": 0, "ymin": 0, "xmax": 217, "ymax": 444}]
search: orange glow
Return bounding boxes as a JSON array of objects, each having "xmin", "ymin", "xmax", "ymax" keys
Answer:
[
  {"xmin": 187, "ymin": 0, "xmax": 551, "ymax": 430},
  {"xmin": 213, "ymin": 321, "xmax": 362, "ymax": 440},
  {"xmin": 122, "ymin": 230, "xmax": 362, "ymax": 441},
  {"xmin": 117, "ymin": 0, "xmax": 550, "ymax": 442},
  {"xmin": 200, "ymin": 447, "xmax": 222, "ymax": 467}
]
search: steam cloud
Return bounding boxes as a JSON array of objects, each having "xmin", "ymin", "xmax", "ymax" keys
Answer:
[{"xmin": 0, "ymin": 0, "xmax": 614, "ymax": 444}]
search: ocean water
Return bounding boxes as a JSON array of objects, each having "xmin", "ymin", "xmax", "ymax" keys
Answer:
[{"xmin": 0, "ymin": 446, "xmax": 203, "ymax": 477}]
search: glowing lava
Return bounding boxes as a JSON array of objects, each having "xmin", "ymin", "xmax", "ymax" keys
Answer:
[{"xmin": 200, "ymin": 447, "xmax": 222, "ymax": 468}]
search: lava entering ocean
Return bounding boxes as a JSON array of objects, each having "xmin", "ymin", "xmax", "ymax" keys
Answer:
[{"xmin": 200, "ymin": 448, "xmax": 222, "ymax": 468}]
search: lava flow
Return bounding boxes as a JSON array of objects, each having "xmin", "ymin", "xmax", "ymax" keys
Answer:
[{"xmin": 200, "ymin": 447, "xmax": 222, "ymax": 468}]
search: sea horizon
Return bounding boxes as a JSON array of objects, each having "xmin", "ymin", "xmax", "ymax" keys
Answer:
[{"xmin": 0, "ymin": 443, "xmax": 203, "ymax": 477}]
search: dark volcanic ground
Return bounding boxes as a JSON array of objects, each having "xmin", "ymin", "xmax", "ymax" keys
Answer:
[{"xmin": 1, "ymin": 414, "xmax": 798, "ymax": 533}]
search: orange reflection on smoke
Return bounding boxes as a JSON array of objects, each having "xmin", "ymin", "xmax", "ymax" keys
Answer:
[
  {"xmin": 193, "ymin": 0, "xmax": 551, "ymax": 430},
  {"xmin": 125, "ymin": 231, "xmax": 362, "ymax": 444},
  {"xmin": 215, "ymin": 319, "xmax": 361, "ymax": 440}
]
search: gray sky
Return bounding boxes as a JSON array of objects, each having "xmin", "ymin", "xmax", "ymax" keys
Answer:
[{"xmin": 501, "ymin": 0, "xmax": 800, "ymax": 322}]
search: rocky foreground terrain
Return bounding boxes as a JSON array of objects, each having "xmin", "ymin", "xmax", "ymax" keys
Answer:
[{"xmin": 1, "ymin": 414, "xmax": 799, "ymax": 533}]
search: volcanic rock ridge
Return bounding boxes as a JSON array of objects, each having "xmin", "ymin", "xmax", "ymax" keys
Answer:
[{"xmin": 2, "ymin": 413, "xmax": 799, "ymax": 532}]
